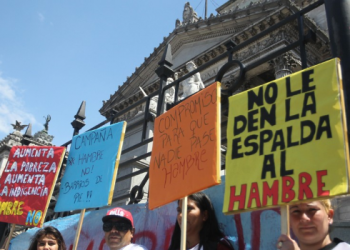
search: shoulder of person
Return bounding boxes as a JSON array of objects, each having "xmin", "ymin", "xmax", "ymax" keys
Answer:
[
  {"xmin": 123, "ymin": 243, "xmax": 149, "ymax": 250},
  {"xmin": 333, "ymin": 242, "xmax": 350, "ymax": 250},
  {"xmin": 333, "ymin": 238, "xmax": 350, "ymax": 250},
  {"xmin": 134, "ymin": 244, "xmax": 148, "ymax": 250},
  {"xmin": 216, "ymin": 238, "xmax": 235, "ymax": 250}
]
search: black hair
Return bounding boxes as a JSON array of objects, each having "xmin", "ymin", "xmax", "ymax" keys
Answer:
[
  {"xmin": 168, "ymin": 192, "xmax": 227, "ymax": 250},
  {"xmin": 28, "ymin": 226, "xmax": 67, "ymax": 250}
]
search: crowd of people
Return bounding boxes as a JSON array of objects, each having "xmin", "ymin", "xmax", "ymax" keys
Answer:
[{"xmin": 19, "ymin": 192, "xmax": 350, "ymax": 250}]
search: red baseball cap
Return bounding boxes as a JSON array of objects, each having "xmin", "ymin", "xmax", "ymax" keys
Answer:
[{"xmin": 102, "ymin": 207, "xmax": 134, "ymax": 227}]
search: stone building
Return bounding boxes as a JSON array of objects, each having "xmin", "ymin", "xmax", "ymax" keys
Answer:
[
  {"xmin": 98, "ymin": 0, "xmax": 350, "ymax": 237},
  {"xmin": 1, "ymin": 0, "xmax": 349, "ymax": 246},
  {"xmin": 100, "ymin": 0, "xmax": 329, "ymax": 202}
]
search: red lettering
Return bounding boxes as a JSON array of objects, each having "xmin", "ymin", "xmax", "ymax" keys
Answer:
[
  {"xmin": 262, "ymin": 180, "xmax": 278, "ymax": 206},
  {"xmin": 228, "ymin": 185, "xmax": 247, "ymax": 210},
  {"xmin": 317, "ymin": 170, "xmax": 330, "ymax": 196},
  {"xmin": 282, "ymin": 176, "xmax": 295, "ymax": 202},
  {"xmin": 200, "ymin": 149, "xmax": 207, "ymax": 163},
  {"xmin": 298, "ymin": 172, "xmax": 313, "ymax": 199},
  {"xmin": 247, "ymin": 182, "xmax": 261, "ymax": 208}
]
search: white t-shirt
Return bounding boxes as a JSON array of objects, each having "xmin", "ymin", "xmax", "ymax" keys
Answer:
[
  {"xmin": 119, "ymin": 243, "xmax": 148, "ymax": 250},
  {"xmin": 188, "ymin": 244, "xmax": 203, "ymax": 250},
  {"xmin": 333, "ymin": 242, "xmax": 350, "ymax": 250}
]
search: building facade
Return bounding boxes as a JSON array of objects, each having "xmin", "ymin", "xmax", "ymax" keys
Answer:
[{"xmin": 98, "ymin": 0, "xmax": 350, "ymax": 238}]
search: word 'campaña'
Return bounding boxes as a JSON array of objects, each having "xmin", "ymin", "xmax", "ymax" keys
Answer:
[{"xmin": 74, "ymin": 127, "xmax": 114, "ymax": 149}]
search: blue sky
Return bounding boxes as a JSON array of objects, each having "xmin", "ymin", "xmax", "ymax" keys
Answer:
[{"xmin": 0, "ymin": 0, "xmax": 226, "ymax": 146}]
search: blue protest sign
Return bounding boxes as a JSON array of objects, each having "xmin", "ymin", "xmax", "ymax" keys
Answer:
[{"xmin": 55, "ymin": 122, "xmax": 127, "ymax": 211}]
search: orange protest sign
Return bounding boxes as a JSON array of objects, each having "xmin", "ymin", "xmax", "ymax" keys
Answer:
[{"xmin": 149, "ymin": 82, "xmax": 221, "ymax": 210}]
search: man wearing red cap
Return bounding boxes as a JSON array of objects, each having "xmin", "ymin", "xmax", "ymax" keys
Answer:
[{"xmin": 102, "ymin": 207, "xmax": 148, "ymax": 250}]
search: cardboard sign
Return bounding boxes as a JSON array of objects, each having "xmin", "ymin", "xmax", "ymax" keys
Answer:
[
  {"xmin": 149, "ymin": 82, "xmax": 221, "ymax": 209},
  {"xmin": 224, "ymin": 58, "xmax": 350, "ymax": 214},
  {"xmin": 0, "ymin": 146, "xmax": 66, "ymax": 227},
  {"xmin": 55, "ymin": 122, "xmax": 127, "ymax": 212}
]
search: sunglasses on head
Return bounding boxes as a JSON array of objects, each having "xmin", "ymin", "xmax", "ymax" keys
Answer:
[{"xmin": 103, "ymin": 221, "xmax": 132, "ymax": 232}]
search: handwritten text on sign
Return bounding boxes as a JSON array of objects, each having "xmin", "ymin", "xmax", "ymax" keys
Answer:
[
  {"xmin": 0, "ymin": 146, "xmax": 66, "ymax": 227},
  {"xmin": 54, "ymin": 122, "xmax": 126, "ymax": 212},
  {"xmin": 149, "ymin": 82, "xmax": 221, "ymax": 209},
  {"xmin": 224, "ymin": 58, "xmax": 349, "ymax": 214}
]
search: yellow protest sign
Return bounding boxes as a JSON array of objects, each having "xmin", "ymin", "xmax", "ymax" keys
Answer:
[
  {"xmin": 224, "ymin": 58, "xmax": 349, "ymax": 214},
  {"xmin": 149, "ymin": 82, "xmax": 221, "ymax": 210}
]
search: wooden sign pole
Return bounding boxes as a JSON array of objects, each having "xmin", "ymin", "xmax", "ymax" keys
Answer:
[
  {"xmin": 4, "ymin": 224, "xmax": 15, "ymax": 250},
  {"xmin": 72, "ymin": 209, "xmax": 86, "ymax": 250},
  {"xmin": 180, "ymin": 196, "xmax": 188, "ymax": 250},
  {"xmin": 280, "ymin": 205, "xmax": 290, "ymax": 236}
]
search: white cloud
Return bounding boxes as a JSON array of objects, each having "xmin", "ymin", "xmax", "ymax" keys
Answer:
[
  {"xmin": 0, "ymin": 77, "xmax": 16, "ymax": 101},
  {"xmin": 0, "ymin": 73, "xmax": 36, "ymax": 135},
  {"xmin": 38, "ymin": 12, "xmax": 45, "ymax": 22}
]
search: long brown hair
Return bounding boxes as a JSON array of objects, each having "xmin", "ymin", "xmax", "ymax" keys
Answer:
[{"xmin": 28, "ymin": 226, "xmax": 66, "ymax": 250}]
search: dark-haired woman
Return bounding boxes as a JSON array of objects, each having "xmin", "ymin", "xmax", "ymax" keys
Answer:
[
  {"xmin": 28, "ymin": 226, "xmax": 66, "ymax": 250},
  {"xmin": 168, "ymin": 192, "xmax": 234, "ymax": 250}
]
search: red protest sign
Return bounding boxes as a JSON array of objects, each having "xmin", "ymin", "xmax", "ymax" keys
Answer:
[{"xmin": 0, "ymin": 146, "xmax": 65, "ymax": 227}]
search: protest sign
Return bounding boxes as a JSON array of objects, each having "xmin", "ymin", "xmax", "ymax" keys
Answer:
[
  {"xmin": 224, "ymin": 58, "xmax": 350, "ymax": 214},
  {"xmin": 149, "ymin": 82, "xmax": 221, "ymax": 210},
  {"xmin": 55, "ymin": 122, "xmax": 127, "ymax": 212},
  {"xmin": 0, "ymin": 146, "xmax": 66, "ymax": 227}
]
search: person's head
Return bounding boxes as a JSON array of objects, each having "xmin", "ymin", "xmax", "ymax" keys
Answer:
[
  {"xmin": 102, "ymin": 207, "xmax": 135, "ymax": 250},
  {"xmin": 168, "ymin": 192, "xmax": 224, "ymax": 250},
  {"xmin": 28, "ymin": 226, "xmax": 66, "ymax": 250},
  {"xmin": 289, "ymin": 199, "xmax": 334, "ymax": 249}
]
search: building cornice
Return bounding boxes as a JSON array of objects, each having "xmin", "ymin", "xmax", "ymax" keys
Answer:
[{"xmin": 99, "ymin": 0, "xmax": 330, "ymax": 120}]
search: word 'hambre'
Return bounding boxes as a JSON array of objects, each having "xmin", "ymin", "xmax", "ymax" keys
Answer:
[{"xmin": 228, "ymin": 169, "xmax": 330, "ymax": 210}]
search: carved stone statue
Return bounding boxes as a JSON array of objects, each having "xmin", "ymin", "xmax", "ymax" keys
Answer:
[
  {"xmin": 11, "ymin": 120, "xmax": 28, "ymax": 132},
  {"xmin": 163, "ymin": 77, "xmax": 175, "ymax": 112},
  {"xmin": 180, "ymin": 61, "xmax": 205, "ymax": 100},
  {"xmin": 43, "ymin": 115, "xmax": 51, "ymax": 131},
  {"xmin": 183, "ymin": 2, "xmax": 199, "ymax": 24},
  {"xmin": 165, "ymin": 77, "xmax": 175, "ymax": 104}
]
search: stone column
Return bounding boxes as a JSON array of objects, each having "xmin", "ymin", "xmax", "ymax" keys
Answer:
[{"xmin": 271, "ymin": 52, "xmax": 297, "ymax": 79}]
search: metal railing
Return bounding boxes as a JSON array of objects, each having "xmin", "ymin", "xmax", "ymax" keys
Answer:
[{"xmin": 52, "ymin": 0, "xmax": 350, "ymax": 218}]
